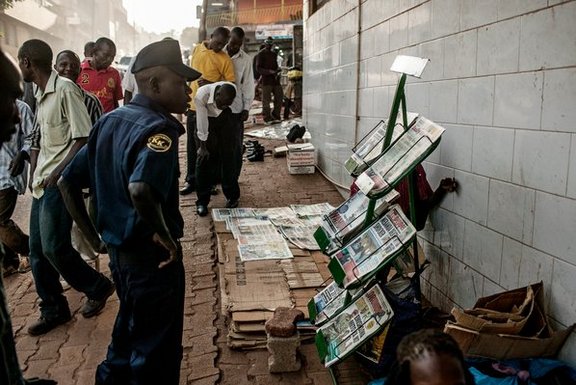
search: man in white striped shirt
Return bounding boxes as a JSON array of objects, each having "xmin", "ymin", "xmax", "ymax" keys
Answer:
[
  {"xmin": 226, "ymin": 27, "xmax": 255, "ymax": 180},
  {"xmin": 55, "ymin": 50, "xmax": 103, "ymax": 124}
]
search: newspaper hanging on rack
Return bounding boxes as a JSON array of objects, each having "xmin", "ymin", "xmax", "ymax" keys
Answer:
[
  {"xmin": 318, "ymin": 283, "xmax": 394, "ymax": 367},
  {"xmin": 331, "ymin": 204, "xmax": 416, "ymax": 288},
  {"xmin": 317, "ymin": 189, "xmax": 400, "ymax": 254},
  {"xmin": 345, "ymin": 113, "xmax": 419, "ymax": 176},
  {"xmin": 355, "ymin": 116, "xmax": 445, "ymax": 196},
  {"xmin": 311, "ymin": 281, "xmax": 366, "ymax": 326}
]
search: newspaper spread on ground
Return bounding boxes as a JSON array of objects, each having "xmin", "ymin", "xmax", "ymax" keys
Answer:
[
  {"xmin": 220, "ymin": 204, "xmax": 338, "ymax": 253},
  {"xmin": 355, "ymin": 116, "xmax": 445, "ymax": 196},
  {"xmin": 333, "ymin": 205, "xmax": 416, "ymax": 288},
  {"xmin": 279, "ymin": 225, "xmax": 321, "ymax": 250},
  {"xmin": 269, "ymin": 216, "xmax": 306, "ymax": 227},
  {"xmin": 319, "ymin": 283, "xmax": 394, "ymax": 367},
  {"xmin": 318, "ymin": 190, "xmax": 400, "ymax": 254},
  {"xmin": 238, "ymin": 240, "xmax": 294, "ymax": 261},
  {"xmin": 226, "ymin": 217, "xmax": 278, "ymax": 238},
  {"xmin": 345, "ymin": 113, "xmax": 419, "ymax": 176},
  {"xmin": 291, "ymin": 203, "xmax": 335, "ymax": 217},
  {"xmin": 212, "ymin": 208, "xmax": 256, "ymax": 221},
  {"xmin": 253, "ymin": 207, "xmax": 297, "ymax": 220}
]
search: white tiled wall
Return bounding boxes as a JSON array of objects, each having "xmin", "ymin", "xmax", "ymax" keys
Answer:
[{"xmin": 304, "ymin": 0, "xmax": 576, "ymax": 361}]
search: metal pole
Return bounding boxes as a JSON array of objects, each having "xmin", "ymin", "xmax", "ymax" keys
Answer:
[{"xmin": 199, "ymin": 0, "xmax": 208, "ymax": 43}]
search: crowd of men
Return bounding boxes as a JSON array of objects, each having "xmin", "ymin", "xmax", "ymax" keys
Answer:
[{"xmin": 0, "ymin": 25, "xmax": 286, "ymax": 385}]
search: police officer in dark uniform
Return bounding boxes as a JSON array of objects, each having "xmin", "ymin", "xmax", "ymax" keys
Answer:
[{"xmin": 58, "ymin": 39, "xmax": 200, "ymax": 385}]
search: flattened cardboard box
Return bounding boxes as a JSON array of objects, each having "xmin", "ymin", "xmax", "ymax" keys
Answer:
[
  {"xmin": 224, "ymin": 248, "xmax": 292, "ymax": 312},
  {"xmin": 444, "ymin": 322, "xmax": 573, "ymax": 360},
  {"xmin": 445, "ymin": 282, "xmax": 574, "ymax": 360}
]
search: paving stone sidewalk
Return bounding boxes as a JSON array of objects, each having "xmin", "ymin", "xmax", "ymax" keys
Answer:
[{"xmin": 5, "ymin": 128, "xmax": 371, "ymax": 385}]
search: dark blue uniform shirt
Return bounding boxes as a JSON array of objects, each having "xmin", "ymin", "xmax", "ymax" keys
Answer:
[{"xmin": 63, "ymin": 94, "xmax": 184, "ymax": 249}]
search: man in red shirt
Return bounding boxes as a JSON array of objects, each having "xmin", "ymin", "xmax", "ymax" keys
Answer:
[{"xmin": 77, "ymin": 37, "xmax": 123, "ymax": 113}]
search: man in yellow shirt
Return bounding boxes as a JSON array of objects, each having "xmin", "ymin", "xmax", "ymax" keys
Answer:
[{"xmin": 180, "ymin": 27, "xmax": 236, "ymax": 196}]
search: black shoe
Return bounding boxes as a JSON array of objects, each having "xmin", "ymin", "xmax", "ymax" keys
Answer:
[
  {"xmin": 247, "ymin": 147, "xmax": 265, "ymax": 162},
  {"xmin": 80, "ymin": 282, "xmax": 115, "ymax": 318},
  {"xmin": 28, "ymin": 313, "xmax": 72, "ymax": 336},
  {"xmin": 226, "ymin": 199, "xmax": 239, "ymax": 209},
  {"xmin": 210, "ymin": 186, "xmax": 219, "ymax": 195},
  {"xmin": 179, "ymin": 182, "xmax": 195, "ymax": 195},
  {"xmin": 196, "ymin": 205, "xmax": 208, "ymax": 217}
]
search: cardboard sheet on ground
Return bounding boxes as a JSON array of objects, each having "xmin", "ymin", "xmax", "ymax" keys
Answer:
[{"xmin": 224, "ymin": 244, "xmax": 292, "ymax": 312}]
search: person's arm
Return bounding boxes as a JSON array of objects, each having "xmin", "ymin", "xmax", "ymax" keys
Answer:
[
  {"xmin": 58, "ymin": 183, "xmax": 105, "ymax": 254},
  {"xmin": 128, "ymin": 181, "xmax": 179, "ymax": 268},
  {"xmin": 195, "ymin": 90, "xmax": 210, "ymax": 161},
  {"xmin": 9, "ymin": 101, "xmax": 34, "ymax": 176},
  {"xmin": 223, "ymin": 56, "xmax": 236, "ymax": 83},
  {"xmin": 241, "ymin": 56, "xmax": 255, "ymax": 121},
  {"xmin": 28, "ymin": 149, "xmax": 38, "ymax": 190},
  {"xmin": 43, "ymin": 137, "xmax": 87, "ymax": 187},
  {"xmin": 113, "ymin": 70, "xmax": 123, "ymax": 108},
  {"xmin": 124, "ymin": 90, "xmax": 133, "ymax": 105}
]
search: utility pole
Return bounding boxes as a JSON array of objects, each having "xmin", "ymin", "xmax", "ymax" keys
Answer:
[{"xmin": 198, "ymin": 0, "xmax": 208, "ymax": 43}]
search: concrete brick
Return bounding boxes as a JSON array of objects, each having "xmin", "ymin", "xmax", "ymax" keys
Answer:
[
  {"xmin": 519, "ymin": 2, "xmax": 576, "ymax": 71},
  {"xmin": 497, "ymin": 0, "xmax": 547, "ymax": 20},
  {"xmin": 512, "ymin": 131, "xmax": 570, "ymax": 195},
  {"xmin": 408, "ymin": 2, "xmax": 431, "ymax": 45},
  {"xmin": 569, "ymin": 135, "xmax": 576, "ymax": 199},
  {"xmin": 542, "ymin": 68, "xmax": 576, "ymax": 133},
  {"xmin": 494, "ymin": 72, "xmax": 543, "ymax": 129},
  {"xmin": 462, "ymin": 220, "xmax": 503, "ymax": 280},
  {"xmin": 550, "ymin": 259, "xmax": 576, "ymax": 327},
  {"xmin": 472, "ymin": 126, "xmax": 514, "ymax": 181},
  {"xmin": 477, "ymin": 18, "xmax": 520, "ymax": 76},
  {"xmin": 457, "ymin": 76, "xmax": 494, "ymax": 126},
  {"xmin": 430, "ymin": 0, "xmax": 461, "ymax": 39},
  {"xmin": 453, "ymin": 171, "xmax": 489, "ymax": 225},
  {"xmin": 389, "ymin": 12, "xmax": 408, "ymax": 51},
  {"xmin": 533, "ymin": 192, "xmax": 576, "ymax": 264},
  {"xmin": 428, "ymin": 80, "xmax": 457, "ymax": 124},
  {"xmin": 461, "ymin": 0, "xmax": 498, "ymax": 30},
  {"xmin": 487, "ymin": 180, "xmax": 535, "ymax": 244},
  {"xmin": 429, "ymin": 208, "xmax": 465, "ymax": 260},
  {"xmin": 439, "ymin": 124, "xmax": 473, "ymax": 171},
  {"xmin": 267, "ymin": 333, "xmax": 302, "ymax": 373},
  {"xmin": 447, "ymin": 257, "xmax": 485, "ymax": 309},
  {"xmin": 444, "ymin": 31, "xmax": 477, "ymax": 79}
]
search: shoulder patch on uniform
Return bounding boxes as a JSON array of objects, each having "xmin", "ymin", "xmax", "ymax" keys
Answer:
[{"xmin": 147, "ymin": 133, "xmax": 172, "ymax": 152}]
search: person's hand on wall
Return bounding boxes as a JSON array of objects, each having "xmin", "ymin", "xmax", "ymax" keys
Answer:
[{"xmin": 439, "ymin": 178, "xmax": 458, "ymax": 193}]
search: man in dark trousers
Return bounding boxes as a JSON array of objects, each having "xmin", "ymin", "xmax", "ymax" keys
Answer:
[
  {"xmin": 18, "ymin": 39, "xmax": 114, "ymax": 336},
  {"xmin": 0, "ymin": 45, "xmax": 57, "ymax": 385},
  {"xmin": 180, "ymin": 27, "xmax": 235, "ymax": 196},
  {"xmin": 226, "ymin": 27, "xmax": 255, "ymax": 182},
  {"xmin": 255, "ymin": 37, "xmax": 283, "ymax": 124},
  {"xmin": 59, "ymin": 39, "xmax": 200, "ymax": 385},
  {"xmin": 194, "ymin": 81, "xmax": 237, "ymax": 216}
]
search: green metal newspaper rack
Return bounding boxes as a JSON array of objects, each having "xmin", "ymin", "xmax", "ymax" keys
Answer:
[{"xmin": 307, "ymin": 55, "xmax": 447, "ymax": 383}]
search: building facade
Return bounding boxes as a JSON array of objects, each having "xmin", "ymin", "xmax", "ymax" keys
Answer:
[
  {"xmin": 0, "ymin": 0, "xmax": 157, "ymax": 62},
  {"xmin": 303, "ymin": 0, "xmax": 576, "ymax": 362}
]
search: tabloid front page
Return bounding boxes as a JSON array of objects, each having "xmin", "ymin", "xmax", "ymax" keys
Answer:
[
  {"xmin": 333, "ymin": 205, "xmax": 416, "ymax": 288},
  {"xmin": 355, "ymin": 116, "xmax": 445, "ymax": 196},
  {"xmin": 319, "ymin": 284, "xmax": 394, "ymax": 367}
]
